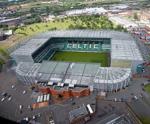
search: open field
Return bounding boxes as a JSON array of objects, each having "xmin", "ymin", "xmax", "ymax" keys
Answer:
[{"xmin": 51, "ymin": 51, "xmax": 109, "ymax": 67}]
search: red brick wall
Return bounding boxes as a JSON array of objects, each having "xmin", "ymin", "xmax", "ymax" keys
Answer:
[
  {"xmin": 32, "ymin": 101, "xmax": 49, "ymax": 109},
  {"xmin": 38, "ymin": 87, "xmax": 90, "ymax": 98}
]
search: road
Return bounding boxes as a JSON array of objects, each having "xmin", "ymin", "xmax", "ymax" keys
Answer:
[{"xmin": 107, "ymin": 78, "xmax": 146, "ymax": 100}]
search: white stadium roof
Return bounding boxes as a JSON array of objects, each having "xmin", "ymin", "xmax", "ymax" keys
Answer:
[
  {"xmin": 16, "ymin": 62, "xmax": 131, "ymax": 86},
  {"xmin": 13, "ymin": 30, "xmax": 144, "ymax": 90},
  {"xmin": 11, "ymin": 38, "xmax": 48, "ymax": 56},
  {"xmin": 11, "ymin": 30, "xmax": 143, "ymax": 61}
]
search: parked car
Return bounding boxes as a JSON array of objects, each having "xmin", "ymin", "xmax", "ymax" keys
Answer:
[
  {"xmin": 37, "ymin": 113, "xmax": 41, "ymax": 117},
  {"xmin": 24, "ymin": 117, "xmax": 29, "ymax": 122},
  {"xmin": 11, "ymin": 85, "xmax": 15, "ymax": 89},
  {"xmin": 22, "ymin": 90, "xmax": 26, "ymax": 94},
  {"xmin": 133, "ymin": 96, "xmax": 138, "ymax": 100},
  {"xmin": 28, "ymin": 105, "xmax": 31, "ymax": 109},
  {"xmin": 1, "ymin": 97, "xmax": 5, "ymax": 102},
  {"xmin": 1, "ymin": 92, "xmax": 7, "ymax": 97},
  {"xmin": 140, "ymin": 93, "xmax": 143, "ymax": 98},
  {"xmin": 19, "ymin": 105, "xmax": 23, "ymax": 110},
  {"xmin": 32, "ymin": 115, "xmax": 36, "ymax": 120},
  {"xmin": 8, "ymin": 96, "xmax": 12, "ymax": 101}
]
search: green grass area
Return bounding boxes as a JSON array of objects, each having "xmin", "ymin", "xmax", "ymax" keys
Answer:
[
  {"xmin": 0, "ymin": 47, "xmax": 9, "ymax": 71},
  {"xmin": 140, "ymin": 117, "xmax": 150, "ymax": 124},
  {"xmin": 51, "ymin": 51, "xmax": 109, "ymax": 67},
  {"xmin": 144, "ymin": 84, "xmax": 150, "ymax": 94},
  {"xmin": 0, "ymin": 47, "xmax": 9, "ymax": 58}
]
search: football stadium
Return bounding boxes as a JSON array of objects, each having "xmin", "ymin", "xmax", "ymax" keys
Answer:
[{"xmin": 11, "ymin": 30, "xmax": 144, "ymax": 92}]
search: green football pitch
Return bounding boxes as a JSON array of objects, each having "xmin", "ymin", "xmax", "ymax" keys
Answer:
[{"xmin": 50, "ymin": 51, "xmax": 109, "ymax": 67}]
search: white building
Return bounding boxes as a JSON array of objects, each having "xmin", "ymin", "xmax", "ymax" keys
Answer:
[
  {"xmin": 66, "ymin": 7, "xmax": 107, "ymax": 16},
  {"xmin": 109, "ymin": 16, "xmax": 138, "ymax": 29}
]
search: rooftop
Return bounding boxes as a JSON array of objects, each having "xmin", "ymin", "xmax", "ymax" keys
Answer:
[
  {"xmin": 11, "ymin": 30, "xmax": 143, "ymax": 61},
  {"xmin": 12, "ymin": 38, "xmax": 48, "ymax": 56},
  {"xmin": 0, "ymin": 17, "xmax": 21, "ymax": 23},
  {"xmin": 66, "ymin": 7, "xmax": 107, "ymax": 16},
  {"xmin": 69, "ymin": 104, "xmax": 89, "ymax": 122},
  {"xmin": 16, "ymin": 61, "xmax": 131, "ymax": 86},
  {"xmin": 109, "ymin": 16, "xmax": 138, "ymax": 28}
]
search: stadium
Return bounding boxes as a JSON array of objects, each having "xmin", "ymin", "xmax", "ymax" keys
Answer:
[{"xmin": 11, "ymin": 30, "xmax": 143, "ymax": 92}]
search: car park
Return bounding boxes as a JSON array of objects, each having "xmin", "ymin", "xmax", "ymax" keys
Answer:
[{"xmin": 130, "ymin": 93, "xmax": 134, "ymax": 95}]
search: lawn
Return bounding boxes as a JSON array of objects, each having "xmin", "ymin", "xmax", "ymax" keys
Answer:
[
  {"xmin": 51, "ymin": 51, "xmax": 109, "ymax": 67},
  {"xmin": 140, "ymin": 117, "xmax": 150, "ymax": 124},
  {"xmin": 144, "ymin": 84, "xmax": 150, "ymax": 94}
]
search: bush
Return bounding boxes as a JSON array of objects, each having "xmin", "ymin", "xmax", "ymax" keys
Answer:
[
  {"xmin": 0, "ymin": 48, "xmax": 9, "ymax": 58},
  {"xmin": 0, "ymin": 63, "xmax": 2, "ymax": 72}
]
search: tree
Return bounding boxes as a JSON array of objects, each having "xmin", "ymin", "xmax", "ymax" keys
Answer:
[
  {"xmin": 46, "ymin": 6, "xmax": 50, "ymax": 15},
  {"xmin": 30, "ymin": 8, "xmax": 35, "ymax": 13},
  {"xmin": 0, "ymin": 63, "xmax": 2, "ymax": 72},
  {"xmin": 116, "ymin": 25, "xmax": 124, "ymax": 31},
  {"xmin": 0, "ymin": 24, "xmax": 8, "ymax": 30},
  {"xmin": 0, "ymin": 57, "xmax": 5, "ymax": 72},
  {"xmin": 68, "ymin": 24, "xmax": 74, "ymax": 29},
  {"xmin": 0, "ymin": 48, "xmax": 9, "ymax": 58},
  {"xmin": 133, "ymin": 12, "xmax": 138, "ymax": 20},
  {"xmin": 35, "ymin": 16, "xmax": 42, "ymax": 23}
]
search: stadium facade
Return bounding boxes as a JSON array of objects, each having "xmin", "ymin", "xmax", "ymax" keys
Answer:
[{"xmin": 11, "ymin": 30, "xmax": 143, "ymax": 92}]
